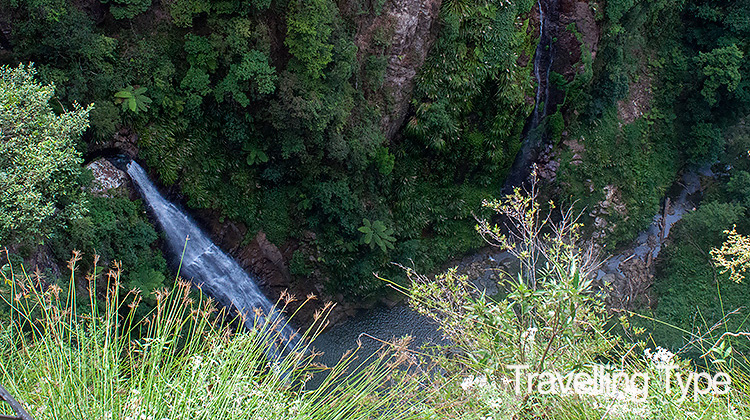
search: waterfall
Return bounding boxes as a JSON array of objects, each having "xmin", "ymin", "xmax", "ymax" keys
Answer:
[
  {"xmin": 126, "ymin": 161, "xmax": 299, "ymax": 357},
  {"xmin": 531, "ymin": 0, "xmax": 557, "ymax": 129},
  {"xmin": 504, "ymin": 0, "xmax": 558, "ymax": 192},
  {"xmin": 531, "ymin": 0, "xmax": 546, "ymax": 129}
]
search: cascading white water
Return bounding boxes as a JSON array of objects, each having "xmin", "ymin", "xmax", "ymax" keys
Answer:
[
  {"xmin": 126, "ymin": 161, "xmax": 298, "ymax": 357},
  {"xmin": 531, "ymin": 0, "xmax": 545, "ymax": 128},
  {"xmin": 530, "ymin": 0, "xmax": 557, "ymax": 131},
  {"xmin": 504, "ymin": 0, "xmax": 558, "ymax": 191}
]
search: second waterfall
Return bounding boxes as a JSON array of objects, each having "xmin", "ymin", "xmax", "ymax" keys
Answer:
[{"xmin": 504, "ymin": 0, "xmax": 560, "ymax": 191}]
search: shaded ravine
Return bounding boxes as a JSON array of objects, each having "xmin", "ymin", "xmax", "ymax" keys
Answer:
[
  {"xmin": 594, "ymin": 167, "xmax": 713, "ymax": 308},
  {"xmin": 313, "ymin": 167, "xmax": 713, "ymax": 361},
  {"xmin": 314, "ymin": 0, "xmax": 563, "ymax": 361},
  {"xmin": 123, "ymin": 0, "xmax": 596, "ymax": 363},
  {"xmin": 127, "ymin": 161, "xmax": 300, "ymax": 358},
  {"xmin": 122, "ymin": 158, "xmax": 443, "ymax": 364}
]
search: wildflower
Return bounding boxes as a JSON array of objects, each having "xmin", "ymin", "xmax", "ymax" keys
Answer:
[
  {"xmin": 644, "ymin": 346, "xmax": 675, "ymax": 365},
  {"xmin": 461, "ymin": 375, "xmax": 488, "ymax": 391},
  {"xmin": 521, "ymin": 327, "xmax": 538, "ymax": 343},
  {"xmin": 191, "ymin": 355, "xmax": 204, "ymax": 373}
]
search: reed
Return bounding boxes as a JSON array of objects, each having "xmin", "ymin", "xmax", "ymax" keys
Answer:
[{"xmin": 0, "ymin": 251, "xmax": 435, "ymax": 420}]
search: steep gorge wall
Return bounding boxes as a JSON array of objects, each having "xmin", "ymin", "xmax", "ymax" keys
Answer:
[{"xmin": 346, "ymin": 0, "xmax": 443, "ymax": 140}]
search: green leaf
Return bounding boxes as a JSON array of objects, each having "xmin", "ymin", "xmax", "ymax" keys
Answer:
[
  {"xmin": 358, "ymin": 226, "xmax": 371, "ymax": 234},
  {"xmin": 358, "ymin": 218, "xmax": 395, "ymax": 253},
  {"xmin": 114, "ymin": 85, "xmax": 151, "ymax": 114}
]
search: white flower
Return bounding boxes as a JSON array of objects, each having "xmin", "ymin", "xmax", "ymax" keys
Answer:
[
  {"xmin": 644, "ymin": 346, "xmax": 675, "ymax": 365},
  {"xmin": 461, "ymin": 375, "xmax": 488, "ymax": 391},
  {"xmin": 191, "ymin": 355, "xmax": 204, "ymax": 372},
  {"xmin": 521, "ymin": 327, "xmax": 538, "ymax": 342}
]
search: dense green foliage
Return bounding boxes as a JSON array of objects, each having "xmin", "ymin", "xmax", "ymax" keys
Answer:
[
  {"xmin": 646, "ymin": 121, "xmax": 750, "ymax": 353},
  {"xmin": 544, "ymin": 0, "xmax": 750, "ymax": 360},
  {"xmin": 51, "ymin": 194, "xmax": 170, "ymax": 312},
  {"xmin": 401, "ymin": 186, "xmax": 750, "ymax": 419},
  {"xmin": 407, "ymin": 0, "xmax": 535, "ymax": 152},
  {"xmin": 557, "ymin": 0, "xmax": 750, "ymax": 248},
  {"xmin": 4, "ymin": 0, "xmax": 750, "ymax": 415},
  {"xmin": 557, "ymin": 0, "xmax": 681, "ymax": 246},
  {"xmin": 0, "ymin": 64, "xmax": 90, "ymax": 246},
  {"xmin": 4, "ymin": 188, "xmax": 750, "ymax": 420},
  {"xmin": 0, "ymin": 65, "xmax": 168, "ymax": 314},
  {"xmin": 0, "ymin": 0, "xmax": 540, "ymax": 295},
  {"xmin": 2, "ymin": 0, "xmax": 749, "ymax": 343},
  {"xmin": 650, "ymin": 201, "xmax": 750, "ymax": 351}
]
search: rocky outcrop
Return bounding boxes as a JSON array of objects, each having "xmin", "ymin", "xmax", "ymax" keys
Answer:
[
  {"xmin": 203, "ymin": 216, "xmax": 388, "ymax": 327},
  {"xmin": 553, "ymin": 0, "xmax": 599, "ymax": 83},
  {"xmin": 536, "ymin": 144, "xmax": 561, "ymax": 182},
  {"xmin": 2, "ymin": 244, "xmax": 62, "ymax": 284},
  {"xmin": 617, "ymin": 64, "xmax": 653, "ymax": 124},
  {"xmin": 89, "ymin": 127, "xmax": 139, "ymax": 159},
  {"xmin": 351, "ymin": 0, "xmax": 442, "ymax": 140},
  {"xmin": 237, "ymin": 231, "xmax": 292, "ymax": 289},
  {"xmin": 86, "ymin": 158, "xmax": 130, "ymax": 196},
  {"xmin": 589, "ymin": 184, "xmax": 628, "ymax": 241},
  {"xmin": 525, "ymin": 0, "xmax": 599, "ymax": 121},
  {"xmin": 200, "ymin": 217, "xmax": 292, "ymax": 290}
]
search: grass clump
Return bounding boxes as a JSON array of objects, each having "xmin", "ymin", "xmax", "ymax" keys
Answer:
[
  {"xmin": 0, "ymin": 250, "xmax": 435, "ymax": 420},
  {"xmin": 4, "ymin": 179, "xmax": 750, "ymax": 420}
]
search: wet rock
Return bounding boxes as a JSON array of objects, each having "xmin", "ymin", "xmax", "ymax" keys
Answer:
[
  {"xmin": 236, "ymin": 230, "xmax": 292, "ymax": 289},
  {"xmin": 554, "ymin": 0, "xmax": 600, "ymax": 83},
  {"xmin": 215, "ymin": 222, "xmax": 247, "ymax": 254},
  {"xmin": 89, "ymin": 127, "xmax": 139, "ymax": 158}
]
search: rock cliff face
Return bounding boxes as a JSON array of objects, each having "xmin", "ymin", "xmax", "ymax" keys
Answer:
[
  {"xmin": 542, "ymin": 0, "xmax": 599, "ymax": 112},
  {"xmin": 351, "ymin": 0, "xmax": 443, "ymax": 140},
  {"xmin": 506, "ymin": 0, "xmax": 600, "ymax": 189},
  {"xmin": 554, "ymin": 0, "xmax": 599, "ymax": 81},
  {"xmin": 200, "ymin": 215, "xmax": 360, "ymax": 328},
  {"xmin": 197, "ymin": 215, "xmax": 291, "ymax": 290}
]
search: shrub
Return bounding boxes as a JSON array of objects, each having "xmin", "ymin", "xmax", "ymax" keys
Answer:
[
  {"xmin": 51, "ymin": 195, "xmax": 169, "ymax": 314},
  {"xmin": 0, "ymin": 64, "xmax": 91, "ymax": 245},
  {"xmin": 404, "ymin": 178, "xmax": 615, "ymax": 417},
  {"xmin": 102, "ymin": 0, "xmax": 152, "ymax": 19},
  {"xmin": 403, "ymin": 179, "xmax": 750, "ymax": 419}
]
